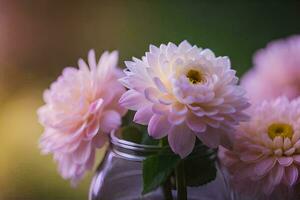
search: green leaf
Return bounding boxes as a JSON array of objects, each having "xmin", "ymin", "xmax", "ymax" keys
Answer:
[
  {"xmin": 184, "ymin": 146, "xmax": 217, "ymax": 187},
  {"xmin": 121, "ymin": 123, "xmax": 159, "ymax": 145},
  {"xmin": 138, "ymin": 124, "xmax": 159, "ymax": 145},
  {"xmin": 121, "ymin": 111, "xmax": 135, "ymax": 126},
  {"xmin": 142, "ymin": 153, "xmax": 180, "ymax": 194},
  {"xmin": 121, "ymin": 125, "xmax": 143, "ymax": 143}
]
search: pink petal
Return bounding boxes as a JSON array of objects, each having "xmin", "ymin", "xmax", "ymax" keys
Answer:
[
  {"xmin": 171, "ymin": 103, "xmax": 188, "ymax": 115},
  {"xmin": 152, "ymin": 103, "xmax": 168, "ymax": 115},
  {"xmin": 148, "ymin": 114, "xmax": 171, "ymax": 139},
  {"xmin": 85, "ymin": 149, "xmax": 96, "ymax": 170},
  {"xmin": 93, "ymin": 132, "xmax": 108, "ymax": 148},
  {"xmin": 218, "ymin": 146, "xmax": 239, "ymax": 167},
  {"xmin": 84, "ymin": 118, "xmax": 100, "ymax": 140},
  {"xmin": 273, "ymin": 136, "xmax": 283, "ymax": 149},
  {"xmin": 186, "ymin": 113, "xmax": 207, "ymax": 132},
  {"xmin": 294, "ymin": 140, "xmax": 300, "ymax": 149},
  {"xmin": 240, "ymin": 151, "xmax": 265, "ymax": 163},
  {"xmin": 133, "ymin": 106, "xmax": 153, "ymax": 125},
  {"xmin": 196, "ymin": 128, "xmax": 221, "ymax": 148},
  {"xmin": 58, "ymin": 155, "xmax": 73, "ymax": 179},
  {"xmin": 72, "ymin": 142, "xmax": 91, "ymax": 164},
  {"xmin": 50, "ymin": 115, "xmax": 82, "ymax": 131},
  {"xmin": 168, "ymin": 124, "xmax": 196, "ymax": 158},
  {"xmin": 158, "ymin": 94, "xmax": 176, "ymax": 105},
  {"xmin": 78, "ymin": 58, "xmax": 89, "ymax": 72},
  {"xmin": 88, "ymin": 49, "xmax": 97, "ymax": 71},
  {"xmin": 254, "ymin": 157, "xmax": 276, "ymax": 177},
  {"xmin": 284, "ymin": 147, "xmax": 295, "ymax": 156},
  {"xmin": 146, "ymin": 52, "xmax": 158, "ymax": 69},
  {"xmin": 158, "ymin": 94, "xmax": 174, "ymax": 105},
  {"xmin": 99, "ymin": 51, "xmax": 118, "ymax": 78},
  {"xmin": 178, "ymin": 40, "xmax": 192, "ymax": 51},
  {"xmin": 98, "ymin": 51, "xmax": 109, "ymax": 69},
  {"xmin": 167, "ymin": 112, "xmax": 185, "ymax": 125},
  {"xmin": 277, "ymin": 157, "xmax": 293, "ymax": 167},
  {"xmin": 65, "ymin": 122, "xmax": 87, "ymax": 143},
  {"xmin": 293, "ymin": 155, "xmax": 300, "ymax": 164},
  {"xmin": 262, "ymin": 180, "xmax": 275, "ymax": 195},
  {"xmin": 144, "ymin": 87, "xmax": 160, "ymax": 103},
  {"xmin": 269, "ymin": 164, "xmax": 284, "ymax": 185},
  {"xmin": 285, "ymin": 165, "xmax": 298, "ymax": 186},
  {"xmin": 235, "ymin": 165, "xmax": 256, "ymax": 181},
  {"xmin": 149, "ymin": 44, "xmax": 159, "ymax": 53},
  {"xmin": 58, "ymin": 139, "xmax": 82, "ymax": 154},
  {"xmin": 100, "ymin": 110, "xmax": 121, "ymax": 133},
  {"xmin": 202, "ymin": 117, "xmax": 220, "ymax": 128},
  {"xmin": 119, "ymin": 90, "xmax": 147, "ymax": 110},
  {"xmin": 88, "ymin": 99, "xmax": 103, "ymax": 114},
  {"xmin": 153, "ymin": 77, "xmax": 167, "ymax": 93}
]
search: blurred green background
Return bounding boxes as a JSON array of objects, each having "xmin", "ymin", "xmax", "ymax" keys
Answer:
[{"xmin": 0, "ymin": 1, "xmax": 299, "ymax": 199}]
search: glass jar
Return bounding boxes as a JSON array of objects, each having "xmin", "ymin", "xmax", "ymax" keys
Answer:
[{"xmin": 89, "ymin": 131, "xmax": 232, "ymax": 200}]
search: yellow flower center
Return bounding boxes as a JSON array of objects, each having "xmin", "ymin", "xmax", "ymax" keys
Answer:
[
  {"xmin": 267, "ymin": 123, "xmax": 293, "ymax": 139},
  {"xmin": 186, "ymin": 69, "xmax": 204, "ymax": 84}
]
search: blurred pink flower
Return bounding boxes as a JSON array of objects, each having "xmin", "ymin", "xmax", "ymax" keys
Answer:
[
  {"xmin": 119, "ymin": 41, "xmax": 249, "ymax": 158},
  {"xmin": 38, "ymin": 50, "xmax": 127, "ymax": 184},
  {"xmin": 219, "ymin": 97, "xmax": 300, "ymax": 196},
  {"xmin": 241, "ymin": 35, "xmax": 300, "ymax": 103}
]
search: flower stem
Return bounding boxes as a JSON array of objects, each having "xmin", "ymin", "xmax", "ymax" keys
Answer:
[
  {"xmin": 175, "ymin": 161, "xmax": 187, "ymax": 200},
  {"xmin": 162, "ymin": 177, "xmax": 173, "ymax": 200},
  {"xmin": 159, "ymin": 139, "xmax": 164, "ymax": 147}
]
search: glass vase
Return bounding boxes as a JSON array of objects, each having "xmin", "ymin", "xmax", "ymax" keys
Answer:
[{"xmin": 89, "ymin": 131, "xmax": 232, "ymax": 200}]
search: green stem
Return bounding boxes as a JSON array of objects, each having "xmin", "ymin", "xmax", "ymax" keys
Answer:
[
  {"xmin": 162, "ymin": 177, "xmax": 173, "ymax": 200},
  {"xmin": 159, "ymin": 139, "xmax": 164, "ymax": 147},
  {"xmin": 175, "ymin": 161, "xmax": 187, "ymax": 200}
]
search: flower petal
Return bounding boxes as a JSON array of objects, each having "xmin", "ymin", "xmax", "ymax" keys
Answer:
[
  {"xmin": 168, "ymin": 124, "xmax": 195, "ymax": 158},
  {"xmin": 119, "ymin": 90, "xmax": 148, "ymax": 110},
  {"xmin": 148, "ymin": 114, "xmax": 171, "ymax": 139},
  {"xmin": 84, "ymin": 118, "xmax": 100, "ymax": 140},
  {"xmin": 133, "ymin": 106, "xmax": 153, "ymax": 125},
  {"xmin": 93, "ymin": 132, "xmax": 108, "ymax": 148},
  {"xmin": 88, "ymin": 49, "xmax": 97, "ymax": 71},
  {"xmin": 186, "ymin": 113, "xmax": 207, "ymax": 132},
  {"xmin": 254, "ymin": 157, "xmax": 276, "ymax": 177},
  {"xmin": 72, "ymin": 141, "xmax": 91, "ymax": 164},
  {"xmin": 144, "ymin": 87, "xmax": 160, "ymax": 103},
  {"xmin": 88, "ymin": 99, "xmax": 103, "ymax": 114},
  {"xmin": 269, "ymin": 164, "xmax": 284, "ymax": 185},
  {"xmin": 195, "ymin": 128, "xmax": 221, "ymax": 148},
  {"xmin": 293, "ymin": 155, "xmax": 300, "ymax": 164},
  {"xmin": 153, "ymin": 77, "xmax": 167, "ymax": 93},
  {"xmin": 100, "ymin": 110, "xmax": 121, "ymax": 133},
  {"xmin": 285, "ymin": 165, "xmax": 298, "ymax": 186},
  {"xmin": 277, "ymin": 157, "xmax": 293, "ymax": 167}
]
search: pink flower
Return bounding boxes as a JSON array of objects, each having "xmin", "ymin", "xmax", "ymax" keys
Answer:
[
  {"xmin": 119, "ymin": 41, "xmax": 249, "ymax": 158},
  {"xmin": 38, "ymin": 50, "xmax": 127, "ymax": 184},
  {"xmin": 241, "ymin": 35, "xmax": 300, "ymax": 103},
  {"xmin": 219, "ymin": 97, "xmax": 300, "ymax": 196}
]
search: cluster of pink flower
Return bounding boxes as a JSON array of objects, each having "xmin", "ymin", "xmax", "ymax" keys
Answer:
[
  {"xmin": 38, "ymin": 36, "xmax": 300, "ymax": 197},
  {"xmin": 220, "ymin": 35, "xmax": 300, "ymax": 197}
]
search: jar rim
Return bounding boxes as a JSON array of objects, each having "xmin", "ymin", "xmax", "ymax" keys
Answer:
[
  {"xmin": 110, "ymin": 130, "xmax": 163, "ymax": 161},
  {"xmin": 110, "ymin": 130, "xmax": 162, "ymax": 150}
]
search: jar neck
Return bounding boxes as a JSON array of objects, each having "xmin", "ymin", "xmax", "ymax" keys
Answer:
[
  {"xmin": 110, "ymin": 131, "xmax": 162, "ymax": 161},
  {"xmin": 110, "ymin": 131, "xmax": 216, "ymax": 161}
]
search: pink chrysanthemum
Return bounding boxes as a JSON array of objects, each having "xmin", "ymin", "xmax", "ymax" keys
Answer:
[
  {"xmin": 119, "ymin": 41, "xmax": 249, "ymax": 158},
  {"xmin": 219, "ymin": 97, "xmax": 300, "ymax": 196},
  {"xmin": 38, "ymin": 50, "xmax": 127, "ymax": 184},
  {"xmin": 241, "ymin": 35, "xmax": 300, "ymax": 103}
]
